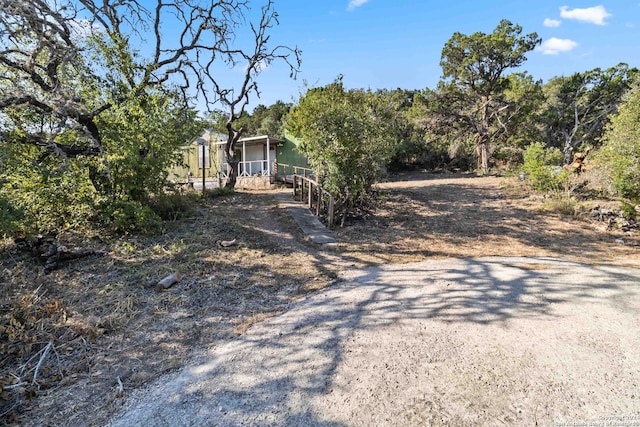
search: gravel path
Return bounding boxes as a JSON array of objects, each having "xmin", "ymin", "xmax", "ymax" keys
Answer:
[{"xmin": 108, "ymin": 256, "xmax": 640, "ymax": 426}]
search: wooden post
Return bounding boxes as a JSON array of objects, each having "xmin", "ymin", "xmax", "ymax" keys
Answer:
[
  {"xmin": 316, "ymin": 188, "xmax": 321, "ymax": 216},
  {"xmin": 201, "ymin": 143, "xmax": 206, "ymax": 191},
  {"xmin": 266, "ymin": 136, "xmax": 270, "ymax": 176},
  {"xmin": 308, "ymin": 180, "xmax": 312, "ymax": 208},
  {"xmin": 293, "ymin": 175, "xmax": 297, "ymax": 199},
  {"xmin": 328, "ymin": 195, "xmax": 335, "ymax": 228}
]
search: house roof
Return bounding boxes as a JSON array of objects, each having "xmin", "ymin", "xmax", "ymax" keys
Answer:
[{"xmin": 212, "ymin": 135, "xmax": 284, "ymax": 147}]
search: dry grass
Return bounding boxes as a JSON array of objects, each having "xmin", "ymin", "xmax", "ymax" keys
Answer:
[
  {"xmin": 335, "ymin": 172, "xmax": 640, "ymax": 267},
  {"xmin": 1, "ymin": 190, "xmax": 338, "ymax": 426}
]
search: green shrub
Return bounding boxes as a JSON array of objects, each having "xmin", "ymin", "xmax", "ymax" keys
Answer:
[
  {"xmin": 0, "ymin": 196, "xmax": 22, "ymax": 237},
  {"xmin": 202, "ymin": 186, "xmax": 235, "ymax": 199},
  {"xmin": 595, "ymin": 82, "xmax": 640, "ymax": 201},
  {"xmin": 620, "ymin": 201, "xmax": 638, "ymax": 220},
  {"xmin": 148, "ymin": 192, "xmax": 199, "ymax": 221},
  {"xmin": 493, "ymin": 145, "xmax": 524, "ymax": 168},
  {"xmin": 0, "ymin": 148, "xmax": 96, "ymax": 236},
  {"xmin": 285, "ymin": 78, "xmax": 396, "ymax": 223},
  {"xmin": 97, "ymin": 199, "xmax": 162, "ymax": 234},
  {"xmin": 521, "ymin": 142, "xmax": 568, "ymax": 192},
  {"xmin": 542, "ymin": 195, "xmax": 577, "ymax": 216}
]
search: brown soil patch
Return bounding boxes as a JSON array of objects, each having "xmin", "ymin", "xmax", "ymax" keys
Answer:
[{"xmin": 2, "ymin": 173, "xmax": 639, "ymax": 426}]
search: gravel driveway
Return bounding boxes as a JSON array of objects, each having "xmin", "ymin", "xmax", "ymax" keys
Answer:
[{"xmin": 108, "ymin": 256, "xmax": 640, "ymax": 426}]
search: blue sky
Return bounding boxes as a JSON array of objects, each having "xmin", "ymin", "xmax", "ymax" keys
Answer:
[{"xmin": 246, "ymin": 1, "xmax": 640, "ymax": 109}]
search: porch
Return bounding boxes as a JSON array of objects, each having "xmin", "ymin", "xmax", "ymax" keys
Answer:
[{"xmin": 214, "ymin": 135, "xmax": 282, "ymax": 189}]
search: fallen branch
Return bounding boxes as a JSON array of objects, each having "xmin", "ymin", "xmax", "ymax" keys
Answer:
[
  {"xmin": 31, "ymin": 341, "xmax": 53, "ymax": 387},
  {"xmin": 14, "ymin": 235, "xmax": 106, "ymax": 273},
  {"xmin": 116, "ymin": 376, "xmax": 124, "ymax": 396},
  {"xmin": 218, "ymin": 238, "xmax": 237, "ymax": 248},
  {"xmin": 155, "ymin": 272, "xmax": 181, "ymax": 292}
]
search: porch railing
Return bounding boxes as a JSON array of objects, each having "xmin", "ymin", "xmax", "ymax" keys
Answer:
[
  {"xmin": 293, "ymin": 174, "xmax": 335, "ymax": 228},
  {"xmin": 276, "ymin": 163, "xmax": 314, "ymax": 180},
  {"xmin": 220, "ymin": 160, "xmax": 273, "ymax": 179}
]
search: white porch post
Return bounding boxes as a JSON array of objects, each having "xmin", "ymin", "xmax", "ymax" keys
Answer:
[
  {"xmin": 242, "ymin": 139, "xmax": 246, "ymax": 175},
  {"xmin": 266, "ymin": 136, "xmax": 271, "ymax": 176}
]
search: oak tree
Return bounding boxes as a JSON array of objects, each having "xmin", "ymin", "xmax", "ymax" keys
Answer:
[
  {"xmin": 541, "ymin": 63, "xmax": 637, "ymax": 163},
  {"xmin": 596, "ymin": 80, "xmax": 640, "ymax": 200},
  {"xmin": 285, "ymin": 77, "xmax": 395, "ymax": 225},
  {"xmin": 0, "ymin": 0, "xmax": 300, "ymax": 192}
]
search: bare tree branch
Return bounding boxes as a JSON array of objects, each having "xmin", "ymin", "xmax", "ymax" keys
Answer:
[{"xmin": 0, "ymin": 0, "xmax": 300, "ymax": 191}]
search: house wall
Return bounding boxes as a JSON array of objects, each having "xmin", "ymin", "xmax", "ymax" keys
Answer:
[
  {"xmin": 169, "ymin": 144, "xmax": 219, "ymax": 182},
  {"xmin": 169, "ymin": 131, "xmax": 302, "ymax": 187},
  {"xmin": 277, "ymin": 133, "xmax": 310, "ymax": 170},
  {"xmin": 168, "ymin": 129, "xmax": 225, "ymax": 183}
]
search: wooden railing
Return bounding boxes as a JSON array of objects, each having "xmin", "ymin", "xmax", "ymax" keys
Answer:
[
  {"xmin": 276, "ymin": 163, "xmax": 314, "ymax": 181},
  {"xmin": 293, "ymin": 174, "xmax": 335, "ymax": 228}
]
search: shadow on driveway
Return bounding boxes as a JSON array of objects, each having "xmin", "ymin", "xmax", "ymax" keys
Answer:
[{"xmin": 109, "ymin": 256, "xmax": 640, "ymax": 426}]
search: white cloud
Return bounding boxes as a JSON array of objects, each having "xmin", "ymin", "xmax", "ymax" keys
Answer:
[
  {"xmin": 544, "ymin": 18, "xmax": 562, "ymax": 27},
  {"xmin": 347, "ymin": 0, "xmax": 370, "ymax": 11},
  {"xmin": 538, "ymin": 37, "xmax": 579, "ymax": 55},
  {"xmin": 560, "ymin": 5, "xmax": 612, "ymax": 25}
]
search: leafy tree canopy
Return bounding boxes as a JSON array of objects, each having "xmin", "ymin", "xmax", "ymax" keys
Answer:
[
  {"xmin": 596, "ymin": 79, "xmax": 640, "ymax": 201},
  {"xmin": 541, "ymin": 63, "xmax": 637, "ymax": 163},
  {"xmin": 438, "ymin": 20, "xmax": 541, "ymax": 172},
  {"xmin": 285, "ymin": 77, "xmax": 396, "ymax": 224}
]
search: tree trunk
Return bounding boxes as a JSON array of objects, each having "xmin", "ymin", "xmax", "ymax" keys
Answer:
[
  {"xmin": 479, "ymin": 140, "xmax": 489, "ymax": 173},
  {"xmin": 224, "ymin": 123, "xmax": 243, "ymax": 189},
  {"xmin": 563, "ymin": 140, "xmax": 574, "ymax": 165},
  {"xmin": 225, "ymin": 155, "xmax": 239, "ymax": 188},
  {"xmin": 477, "ymin": 96, "xmax": 491, "ymax": 174}
]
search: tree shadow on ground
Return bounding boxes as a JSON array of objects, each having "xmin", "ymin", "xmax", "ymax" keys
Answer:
[
  {"xmin": 108, "ymin": 255, "xmax": 640, "ymax": 426},
  {"xmin": 108, "ymin": 180, "xmax": 640, "ymax": 425}
]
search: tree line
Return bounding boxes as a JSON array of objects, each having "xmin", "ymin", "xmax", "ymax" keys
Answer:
[
  {"xmin": 1, "ymin": 3, "xmax": 638, "ymax": 236},
  {"xmin": 281, "ymin": 21, "xmax": 638, "ymax": 222}
]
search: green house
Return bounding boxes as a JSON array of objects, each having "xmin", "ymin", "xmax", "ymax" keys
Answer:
[
  {"xmin": 168, "ymin": 129, "xmax": 224, "ymax": 186},
  {"xmin": 169, "ymin": 130, "xmax": 311, "ymax": 189},
  {"xmin": 275, "ymin": 132, "xmax": 312, "ymax": 178}
]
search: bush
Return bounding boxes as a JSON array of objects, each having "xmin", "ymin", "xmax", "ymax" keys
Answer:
[
  {"xmin": 285, "ymin": 78, "xmax": 396, "ymax": 223},
  {"xmin": 492, "ymin": 145, "xmax": 524, "ymax": 169},
  {"xmin": 202, "ymin": 186, "xmax": 235, "ymax": 199},
  {"xmin": 521, "ymin": 142, "xmax": 568, "ymax": 192},
  {"xmin": 542, "ymin": 195, "xmax": 578, "ymax": 216},
  {"xmin": 620, "ymin": 201, "xmax": 638, "ymax": 220},
  {"xmin": 0, "ymin": 196, "xmax": 22, "ymax": 237},
  {"xmin": 0, "ymin": 148, "xmax": 96, "ymax": 236},
  {"xmin": 595, "ymin": 82, "xmax": 640, "ymax": 201},
  {"xmin": 97, "ymin": 199, "xmax": 163, "ymax": 234},
  {"xmin": 148, "ymin": 192, "xmax": 200, "ymax": 221}
]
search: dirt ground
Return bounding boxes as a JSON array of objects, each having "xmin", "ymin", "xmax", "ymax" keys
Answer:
[
  {"xmin": 109, "ymin": 256, "xmax": 640, "ymax": 427},
  {"xmin": 2, "ymin": 172, "xmax": 640, "ymax": 426},
  {"xmin": 336, "ymin": 173, "xmax": 640, "ymax": 267}
]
